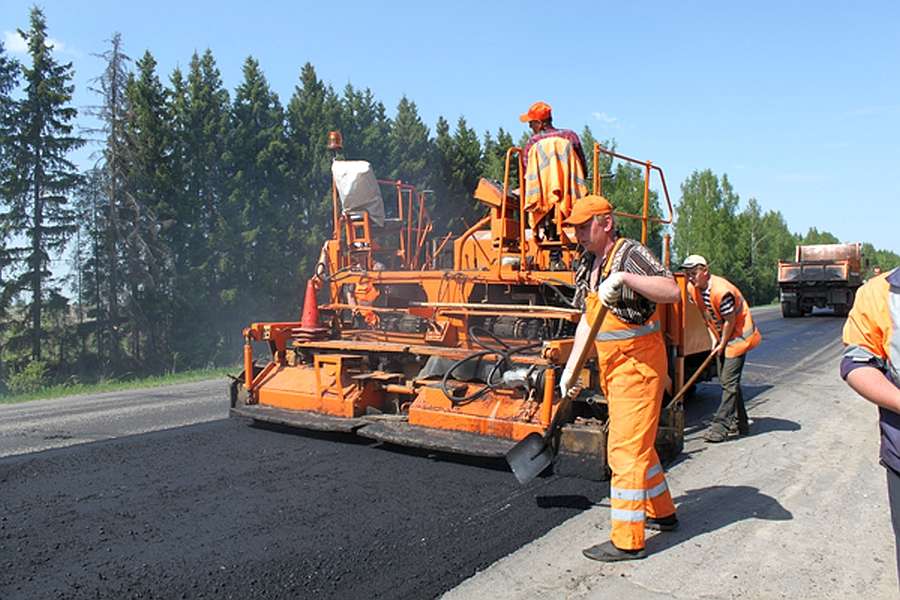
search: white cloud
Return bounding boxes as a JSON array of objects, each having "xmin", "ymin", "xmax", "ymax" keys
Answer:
[
  {"xmin": 3, "ymin": 30, "xmax": 67, "ymax": 54},
  {"xmin": 592, "ymin": 111, "xmax": 619, "ymax": 125},
  {"xmin": 4, "ymin": 31, "xmax": 27, "ymax": 53}
]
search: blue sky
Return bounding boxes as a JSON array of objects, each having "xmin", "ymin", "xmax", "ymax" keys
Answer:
[{"xmin": 3, "ymin": 1, "xmax": 898, "ymax": 254}]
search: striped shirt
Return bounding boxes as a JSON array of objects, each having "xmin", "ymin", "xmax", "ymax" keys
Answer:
[
  {"xmin": 702, "ymin": 288, "xmax": 734, "ymax": 332},
  {"xmin": 574, "ymin": 238, "xmax": 672, "ymax": 325}
]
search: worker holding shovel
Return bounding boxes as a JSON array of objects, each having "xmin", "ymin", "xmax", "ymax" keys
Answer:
[{"xmin": 560, "ymin": 195, "xmax": 682, "ymax": 562}]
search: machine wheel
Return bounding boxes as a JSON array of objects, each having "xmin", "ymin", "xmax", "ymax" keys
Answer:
[{"xmin": 833, "ymin": 303, "xmax": 849, "ymax": 317}]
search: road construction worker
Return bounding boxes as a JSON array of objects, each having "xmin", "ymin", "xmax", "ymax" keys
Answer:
[
  {"xmin": 841, "ymin": 267, "xmax": 900, "ymax": 585},
  {"xmin": 520, "ymin": 101, "xmax": 588, "ymax": 234},
  {"xmin": 681, "ymin": 255, "xmax": 762, "ymax": 443},
  {"xmin": 560, "ymin": 195, "xmax": 682, "ymax": 562}
]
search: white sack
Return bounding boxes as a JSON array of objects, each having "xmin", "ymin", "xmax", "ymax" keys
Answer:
[{"xmin": 331, "ymin": 160, "xmax": 385, "ymax": 227}]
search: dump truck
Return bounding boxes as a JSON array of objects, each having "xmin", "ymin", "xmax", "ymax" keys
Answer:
[
  {"xmin": 778, "ymin": 242, "xmax": 864, "ymax": 317},
  {"xmin": 230, "ymin": 132, "xmax": 712, "ymax": 480}
]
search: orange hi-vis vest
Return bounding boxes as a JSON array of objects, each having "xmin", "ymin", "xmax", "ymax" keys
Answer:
[
  {"xmin": 523, "ymin": 136, "xmax": 588, "ymax": 228},
  {"xmin": 842, "ymin": 268, "xmax": 900, "ymax": 472},
  {"xmin": 585, "ymin": 240, "xmax": 675, "ymax": 551},
  {"xmin": 689, "ymin": 274, "xmax": 761, "ymax": 358}
]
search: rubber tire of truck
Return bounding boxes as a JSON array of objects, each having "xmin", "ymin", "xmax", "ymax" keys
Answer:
[
  {"xmin": 833, "ymin": 303, "xmax": 849, "ymax": 317},
  {"xmin": 781, "ymin": 301, "xmax": 800, "ymax": 318}
]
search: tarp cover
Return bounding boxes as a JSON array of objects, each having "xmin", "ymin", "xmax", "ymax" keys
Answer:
[{"xmin": 331, "ymin": 160, "xmax": 385, "ymax": 227}]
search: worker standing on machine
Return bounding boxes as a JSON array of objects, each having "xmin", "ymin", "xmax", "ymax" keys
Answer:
[
  {"xmin": 560, "ymin": 195, "xmax": 682, "ymax": 562},
  {"xmin": 841, "ymin": 267, "xmax": 900, "ymax": 587},
  {"xmin": 520, "ymin": 102, "xmax": 588, "ymax": 241},
  {"xmin": 681, "ymin": 255, "xmax": 761, "ymax": 443}
]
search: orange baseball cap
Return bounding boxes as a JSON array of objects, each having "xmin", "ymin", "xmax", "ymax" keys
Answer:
[
  {"xmin": 563, "ymin": 195, "xmax": 614, "ymax": 225},
  {"xmin": 519, "ymin": 101, "xmax": 552, "ymax": 123}
]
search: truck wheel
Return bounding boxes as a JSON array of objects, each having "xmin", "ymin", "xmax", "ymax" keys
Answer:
[
  {"xmin": 833, "ymin": 303, "xmax": 849, "ymax": 317},
  {"xmin": 781, "ymin": 302, "xmax": 799, "ymax": 318}
]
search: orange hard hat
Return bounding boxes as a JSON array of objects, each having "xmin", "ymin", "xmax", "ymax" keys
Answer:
[
  {"xmin": 563, "ymin": 195, "xmax": 614, "ymax": 225},
  {"xmin": 519, "ymin": 101, "xmax": 552, "ymax": 123}
]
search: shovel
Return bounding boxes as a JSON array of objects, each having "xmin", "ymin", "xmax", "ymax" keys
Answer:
[
  {"xmin": 662, "ymin": 349, "xmax": 718, "ymax": 412},
  {"xmin": 506, "ymin": 305, "xmax": 608, "ymax": 485}
]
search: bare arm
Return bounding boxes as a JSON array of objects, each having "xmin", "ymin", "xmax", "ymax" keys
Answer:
[
  {"xmin": 621, "ymin": 272, "xmax": 681, "ymax": 304},
  {"xmin": 847, "ymin": 367, "xmax": 900, "ymax": 413},
  {"xmin": 715, "ymin": 312, "xmax": 737, "ymax": 355}
]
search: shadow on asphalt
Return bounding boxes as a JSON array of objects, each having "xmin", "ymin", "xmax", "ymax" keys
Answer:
[
  {"xmin": 646, "ymin": 485, "xmax": 793, "ymax": 554},
  {"xmin": 535, "ymin": 492, "xmax": 605, "ymax": 511},
  {"xmin": 748, "ymin": 416, "xmax": 801, "ymax": 435}
]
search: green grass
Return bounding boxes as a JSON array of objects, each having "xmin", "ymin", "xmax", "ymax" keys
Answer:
[{"xmin": 0, "ymin": 365, "xmax": 239, "ymax": 405}]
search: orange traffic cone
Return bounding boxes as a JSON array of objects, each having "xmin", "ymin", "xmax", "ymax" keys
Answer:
[{"xmin": 297, "ymin": 278, "xmax": 327, "ymax": 340}]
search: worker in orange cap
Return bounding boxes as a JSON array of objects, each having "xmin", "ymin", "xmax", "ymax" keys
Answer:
[
  {"xmin": 519, "ymin": 101, "xmax": 589, "ymax": 241},
  {"xmin": 681, "ymin": 255, "xmax": 762, "ymax": 443},
  {"xmin": 520, "ymin": 101, "xmax": 587, "ymax": 174},
  {"xmin": 559, "ymin": 195, "xmax": 682, "ymax": 562},
  {"xmin": 841, "ymin": 267, "xmax": 900, "ymax": 585}
]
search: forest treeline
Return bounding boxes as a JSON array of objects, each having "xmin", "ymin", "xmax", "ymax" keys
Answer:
[{"xmin": 0, "ymin": 7, "xmax": 897, "ymax": 394}]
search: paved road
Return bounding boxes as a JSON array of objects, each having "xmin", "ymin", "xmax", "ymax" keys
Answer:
[{"xmin": 0, "ymin": 307, "xmax": 860, "ymax": 599}]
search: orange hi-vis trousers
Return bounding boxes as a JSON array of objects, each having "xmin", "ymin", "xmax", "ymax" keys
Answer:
[{"xmin": 590, "ymin": 295, "xmax": 676, "ymax": 550}]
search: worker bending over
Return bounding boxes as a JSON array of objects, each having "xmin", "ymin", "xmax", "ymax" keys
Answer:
[
  {"xmin": 560, "ymin": 195, "xmax": 681, "ymax": 562},
  {"xmin": 841, "ymin": 267, "xmax": 900, "ymax": 587},
  {"xmin": 682, "ymin": 255, "xmax": 761, "ymax": 443}
]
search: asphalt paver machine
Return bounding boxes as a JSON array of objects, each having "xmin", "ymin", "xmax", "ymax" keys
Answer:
[{"xmin": 231, "ymin": 132, "xmax": 711, "ymax": 479}]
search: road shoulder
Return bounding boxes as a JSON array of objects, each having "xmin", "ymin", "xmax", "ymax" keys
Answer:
[{"xmin": 444, "ymin": 338, "xmax": 897, "ymax": 599}]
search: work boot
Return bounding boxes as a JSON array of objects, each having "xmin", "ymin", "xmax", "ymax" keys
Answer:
[
  {"xmin": 582, "ymin": 540, "xmax": 646, "ymax": 562},
  {"xmin": 728, "ymin": 422, "xmax": 750, "ymax": 437},
  {"xmin": 645, "ymin": 514, "xmax": 679, "ymax": 531},
  {"xmin": 704, "ymin": 426, "xmax": 728, "ymax": 443}
]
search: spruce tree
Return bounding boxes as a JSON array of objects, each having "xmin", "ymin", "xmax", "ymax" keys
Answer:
[
  {"xmin": 223, "ymin": 56, "xmax": 288, "ymax": 322},
  {"xmin": 285, "ymin": 63, "xmax": 342, "ymax": 281},
  {"xmin": 121, "ymin": 50, "xmax": 174, "ymax": 367},
  {"xmin": 0, "ymin": 40, "xmax": 19, "ymax": 380},
  {"xmin": 388, "ymin": 96, "xmax": 430, "ymax": 187},
  {"xmin": 6, "ymin": 7, "xmax": 84, "ymax": 361}
]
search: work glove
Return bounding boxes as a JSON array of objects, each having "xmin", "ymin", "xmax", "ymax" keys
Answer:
[
  {"xmin": 559, "ymin": 367, "xmax": 575, "ymax": 399},
  {"xmin": 598, "ymin": 272, "xmax": 626, "ymax": 307}
]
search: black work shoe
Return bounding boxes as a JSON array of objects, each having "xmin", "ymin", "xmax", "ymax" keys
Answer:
[
  {"xmin": 727, "ymin": 422, "xmax": 750, "ymax": 437},
  {"xmin": 645, "ymin": 514, "xmax": 679, "ymax": 531},
  {"xmin": 704, "ymin": 428, "xmax": 728, "ymax": 443},
  {"xmin": 582, "ymin": 540, "xmax": 646, "ymax": 562}
]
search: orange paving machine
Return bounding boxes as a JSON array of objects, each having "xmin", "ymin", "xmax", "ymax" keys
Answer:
[{"xmin": 230, "ymin": 132, "xmax": 712, "ymax": 479}]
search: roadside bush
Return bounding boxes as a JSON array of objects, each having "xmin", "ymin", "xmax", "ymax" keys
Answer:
[{"xmin": 7, "ymin": 361, "xmax": 50, "ymax": 395}]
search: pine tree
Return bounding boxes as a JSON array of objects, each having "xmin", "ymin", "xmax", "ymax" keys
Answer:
[{"xmin": 5, "ymin": 7, "xmax": 84, "ymax": 361}]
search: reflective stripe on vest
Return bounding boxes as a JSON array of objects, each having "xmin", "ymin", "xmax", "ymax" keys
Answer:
[{"xmin": 596, "ymin": 319, "xmax": 660, "ymax": 341}]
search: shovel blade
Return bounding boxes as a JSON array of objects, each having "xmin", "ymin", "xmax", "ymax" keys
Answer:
[{"xmin": 505, "ymin": 432, "xmax": 554, "ymax": 485}]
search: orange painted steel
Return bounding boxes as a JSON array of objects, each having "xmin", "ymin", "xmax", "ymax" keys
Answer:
[{"xmin": 236, "ymin": 133, "xmax": 712, "ymax": 453}]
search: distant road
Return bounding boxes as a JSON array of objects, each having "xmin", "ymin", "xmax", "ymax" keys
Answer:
[{"xmin": 0, "ymin": 379, "xmax": 228, "ymax": 457}]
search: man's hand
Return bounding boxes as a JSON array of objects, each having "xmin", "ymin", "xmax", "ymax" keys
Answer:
[
  {"xmin": 598, "ymin": 272, "xmax": 626, "ymax": 307},
  {"xmin": 714, "ymin": 340, "xmax": 727, "ymax": 357},
  {"xmin": 559, "ymin": 367, "xmax": 575, "ymax": 399}
]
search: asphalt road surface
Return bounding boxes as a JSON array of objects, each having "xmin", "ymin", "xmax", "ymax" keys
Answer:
[{"xmin": 0, "ymin": 307, "xmax": 853, "ymax": 599}]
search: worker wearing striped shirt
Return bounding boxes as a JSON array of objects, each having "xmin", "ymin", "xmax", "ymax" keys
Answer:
[{"xmin": 682, "ymin": 255, "xmax": 761, "ymax": 443}]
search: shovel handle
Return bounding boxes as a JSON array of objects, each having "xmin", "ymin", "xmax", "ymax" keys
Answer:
[
  {"xmin": 544, "ymin": 304, "xmax": 609, "ymax": 441},
  {"xmin": 664, "ymin": 349, "xmax": 718, "ymax": 411}
]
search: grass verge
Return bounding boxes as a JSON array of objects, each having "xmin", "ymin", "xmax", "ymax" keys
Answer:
[{"xmin": 0, "ymin": 365, "xmax": 238, "ymax": 405}]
